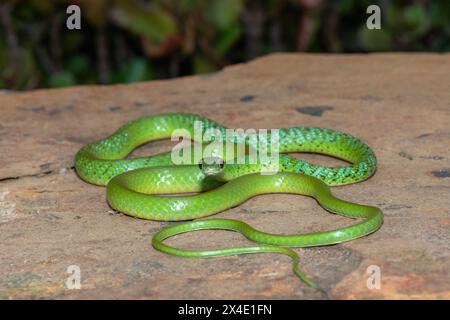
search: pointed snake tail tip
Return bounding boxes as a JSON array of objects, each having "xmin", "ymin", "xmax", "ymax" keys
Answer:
[{"xmin": 296, "ymin": 270, "xmax": 326, "ymax": 293}]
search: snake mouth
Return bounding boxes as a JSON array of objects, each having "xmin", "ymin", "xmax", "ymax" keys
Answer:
[{"xmin": 199, "ymin": 157, "xmax": 225, "ymax": 176}]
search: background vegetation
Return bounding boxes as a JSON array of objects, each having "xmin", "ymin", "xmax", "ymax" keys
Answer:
[{"xmin": 0, "ymin": 0, "xmax": 449, "ymax": 90}]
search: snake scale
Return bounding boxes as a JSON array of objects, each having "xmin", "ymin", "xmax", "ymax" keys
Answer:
[{"xmin": 75, "ymin": 113, "xmax": 383, "ymax": 290}]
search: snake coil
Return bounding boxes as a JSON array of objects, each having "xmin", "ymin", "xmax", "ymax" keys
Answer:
[{"xmin": 75, "ymin": 113, "xmax": 383, "ymax": 290}]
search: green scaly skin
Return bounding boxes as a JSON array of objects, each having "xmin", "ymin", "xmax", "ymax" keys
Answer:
[{"xmin": 75, "ymin": 112, "xmax": 383, "ymax": 290}]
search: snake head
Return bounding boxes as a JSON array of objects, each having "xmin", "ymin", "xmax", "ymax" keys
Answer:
[{"xmin": 199, "ymin": 157, "xmax": 225, "ymax": 176}]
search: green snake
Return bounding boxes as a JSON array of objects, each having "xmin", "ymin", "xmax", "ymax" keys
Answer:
[{"xmin": 75, "ymin": 113, "xmax": 383, "ymax": 290}]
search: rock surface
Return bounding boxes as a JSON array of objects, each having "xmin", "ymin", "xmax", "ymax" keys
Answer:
[{"xmin": 0, "ymin": 53, "xmax": 449, "ymax": 299}]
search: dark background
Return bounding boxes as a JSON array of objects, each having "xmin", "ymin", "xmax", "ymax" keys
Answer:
[{"xmin": 1, "ymin": 0, "xmax": 448, "ymax": 90}]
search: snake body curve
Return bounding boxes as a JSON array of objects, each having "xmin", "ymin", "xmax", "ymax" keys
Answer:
[{"xmin": 75, "ymin": 112, "xmax": 383, "ymax": 289}]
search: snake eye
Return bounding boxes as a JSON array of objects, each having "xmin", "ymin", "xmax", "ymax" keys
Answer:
[{"xmin": 199, "ymin": 157, "xmax": 224, "ymax": 175}]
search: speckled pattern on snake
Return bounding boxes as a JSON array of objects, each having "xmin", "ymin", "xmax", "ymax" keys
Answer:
[{"xmin": 75, "ymin": 112, "xmax": 383, "ymax": 290}]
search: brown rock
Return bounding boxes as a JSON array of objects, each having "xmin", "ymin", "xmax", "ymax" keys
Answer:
[{"xmin": 0, "ymin": 53, "xmax": 449, "ymax": 299}]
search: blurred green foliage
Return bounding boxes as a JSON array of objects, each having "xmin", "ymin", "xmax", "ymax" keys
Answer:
[{"xmin": 0, "ymin": 0, "xmax": 449, "ymax": 90}]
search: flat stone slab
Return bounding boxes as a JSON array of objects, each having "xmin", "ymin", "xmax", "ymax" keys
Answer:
[{"xmin": 0, "ymin": 53, "xmax": 449, "ymax": 299}]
